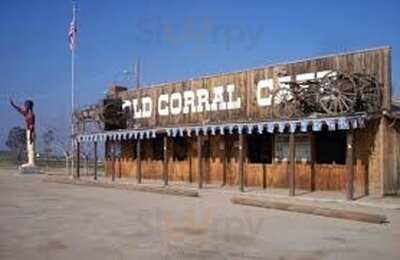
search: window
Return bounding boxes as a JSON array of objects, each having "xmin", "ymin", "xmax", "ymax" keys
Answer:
[
  {"xmin": 114, "ymin": 142, "xmax": 122, "ymax": 158},
  {"xmin": 203, "ymin": 138, "xmax": 211, "ymax": 159},
  {"xmin": 247, "ymin": 134, "xmax": 273, "ymax": 163},
  {"xmin": 152, "ymin": 136, "xmax": 164, "ymax": 161},
  {"xmin": 315, "ymin": 130, "xmax": 346, "ymax": 164},
  {"xmin": 274, "ymin": 134, "xmax": 310, "ymax": 162},
  {"xmin": 120, "ymin": 140, "xmax": 134, "ymax": 159},
  {"xmin": 131, "ymin": 140, "xmax": 137, "ymax": 160},
  {"xmin": 105, "ymin": 140, "xmax": 122, "ymax": 159},
  {"xmin": 105, "ymin": 140, "xmax": 112, "ymax": 159},
  {"xmin": 173, "ymin": 137, "xmax": 188, "ymax": 161}
]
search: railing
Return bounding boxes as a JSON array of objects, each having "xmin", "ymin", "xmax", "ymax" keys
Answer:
[{"xmin": 36, "ymin": 158, "xmax": 105, "ymax": 175}]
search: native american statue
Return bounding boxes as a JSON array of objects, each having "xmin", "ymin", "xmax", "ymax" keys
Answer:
[{"xmin": 10, "ymin": 99, "xmax": 39, "ymax": 173}]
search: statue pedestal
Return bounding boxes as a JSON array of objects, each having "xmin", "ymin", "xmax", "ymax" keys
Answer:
[
  {"xmin": 19, "ymin": 129, "xmax": 40, "ymax": 174},
  {"xmin": 19, "ymin": 164, "xmax": 41, "ymax": 174}
]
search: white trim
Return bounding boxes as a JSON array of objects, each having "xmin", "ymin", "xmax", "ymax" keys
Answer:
[{"xmin": 75, "ymin": 114, "xmax": 367, "ymax": 142}]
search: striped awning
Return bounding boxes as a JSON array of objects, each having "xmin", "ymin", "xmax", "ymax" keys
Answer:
[{"xmin": 75, "ymin": 114, "xmax": 367, "ymax": 142}]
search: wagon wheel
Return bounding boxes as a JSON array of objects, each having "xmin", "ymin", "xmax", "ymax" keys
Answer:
[
  {"xmin": 354, "ymin": 73, "xmax": 382, "ymax": 113},
  {"xmin": 297, "ymin": 81, "xmax": 320, "ymax": 116},
  {"xmin": 271, "ymin": 86, "xmax": 299, "ymax": 119},
  {"xmin": 318, "ymin": 72, "xmax": 356, "ymax": 115}
]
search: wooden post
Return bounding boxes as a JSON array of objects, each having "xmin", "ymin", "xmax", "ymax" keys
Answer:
[
  {"xmin": 85, "ymin": 156, "xmax": 89, "ymax": 176},
  {"xmin": 111, "ymin": 141, "xmax": 115, "ymax": 182},
  {"xmin": 137, "ymin": 139, "xmax": 142, "ymax": 184},
  {"xmin": 222, "ymin": 135, "xmax": 227, "ymax": 186},
  {"xmin": 163, "ymin": 135, "xmax": 168, "ymax": 186},
  {"xmin": 118, "ymin": 156, "xmax": 122, "ymax": 178},
  {"xmin": 94, "ymin": 141, "xmax": 98, "ymax": 180},
  {"xmin": 76, "ymin": 141, "xmax": 80, "ymax": 179},
  {"xmin": 310, "ymin": 133, "xmax": 316, "ymax": 191},
  {"xmin": 262, "ymin": 164, "xmax": 267, "ymax": 189},
  {"xmin": 288, "ymin": 133, "xmax": 295, "ymax": 196},
  {"xmin": 188, "ymin": 139, "xmax": 193, "ymax": 183},
  {"xmin": 238, "ymin": 133, "xmax": 244, "ymax": 192},
  {"xmin": 346, "ymin": 130, "xmax": 354, "ymax": 200},
  {"xmin": 197, "ymin": 135, "xmax": 203, "ymax": 189}
]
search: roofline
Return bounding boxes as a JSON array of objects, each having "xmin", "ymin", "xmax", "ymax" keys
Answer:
[{"xmin": 123, "ymin": 45, "xmax": 391, "ymax": 92}]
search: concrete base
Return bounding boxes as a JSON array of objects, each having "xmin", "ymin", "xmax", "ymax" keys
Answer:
[{"xmin": 19, "ymin": 165, "xmax": 41, "ymax": 174}]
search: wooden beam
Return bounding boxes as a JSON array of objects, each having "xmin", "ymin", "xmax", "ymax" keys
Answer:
[
  {"xmin": 137, "ymin": 139, "xmax": 142, "ymax": 184},
  {"xmin": 288, "ymin": 133, "xmax": 295, "ymax": 196},
  {"xmin": 238, "ymin": 133, "xmax": 244, "ymax": 192},
  {"xmin": 76, "ymin": 141, "xmax": 80, "ymax": 179},
  {"xmin": 231, "ymin": 196, "xmax": 388, "ymax": 224},
  {"xmin": 163, "ymin": 135, "xmax": 168, "ymax": 186},
  {"xmin": 46, "ymin": 176, "xmax": 200, "ymax": 198},
  {"xmin": 310, "ymin": 133, "xmax": 316, "ymax": 191},
  {"xmin": 346, "ymin": 130, "xmax": 354, "ymax": 200},
  {"xmin": 197, "ymin": 135, "xmax": 203, "ymax": 189},
  {"xmin": 94, "ymin": 141, "xmax": 98, "ymax": 180}
]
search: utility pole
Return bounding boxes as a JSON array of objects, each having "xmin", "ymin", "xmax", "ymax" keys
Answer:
[
  {"xmin": 134, "ymin": 58, "xmax": 140, "ymax": 89},
  {"xmin": 69, "ymin": 2, "xmax": 77, "ymax": 177}
]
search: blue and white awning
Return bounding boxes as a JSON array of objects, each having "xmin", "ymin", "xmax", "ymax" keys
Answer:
[{"xmin": 75, "ymin": 114, "xmax": 367, "ymax": 142}]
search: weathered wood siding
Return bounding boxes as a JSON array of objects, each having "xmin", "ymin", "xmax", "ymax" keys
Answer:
[
  {"xmin": 116, "ymin": 47, "xmax": 391, "ymax": 129},
  {"xmin": 103, "ymin": 113, "xmax": 400, "ymax": 196},
  {"xmin": 104, "ymin": 159, "xmax": 367, "ymax": 192},
  {"xmin": 105, "ymin": 132, "xmax": 368, "ymax": 193},
  {"xmin": 101, "ymin": 47, "xmax": 396, "ymax": 195}
]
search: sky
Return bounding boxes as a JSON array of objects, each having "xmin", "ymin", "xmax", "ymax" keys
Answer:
[{"xmin": 0, "ymin": 0, "xmax": 399, "ymax": 151}]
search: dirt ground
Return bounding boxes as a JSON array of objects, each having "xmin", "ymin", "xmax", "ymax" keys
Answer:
[{"xmin": 1, "ymin": 168, "xmax": 400, "ymax": 260}]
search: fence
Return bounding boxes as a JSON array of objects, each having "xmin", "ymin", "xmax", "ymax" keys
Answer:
[{"xmin": 36, "ymin": 157, "xmax": 105, "ymax": 176}]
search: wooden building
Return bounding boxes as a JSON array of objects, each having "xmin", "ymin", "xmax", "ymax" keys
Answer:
[{"xmin": 75, "ymin": 47, "xmax": 400, "ymax": 199}]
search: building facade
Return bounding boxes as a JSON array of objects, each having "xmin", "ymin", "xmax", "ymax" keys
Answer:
[{"xmin": 75, "ymin": 47, "xmax": 399, "ymax": 198}]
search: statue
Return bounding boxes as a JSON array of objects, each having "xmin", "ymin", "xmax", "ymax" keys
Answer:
[{"xmin": 10, "ymin": 99, "xmax": 40, "ymax": 173}]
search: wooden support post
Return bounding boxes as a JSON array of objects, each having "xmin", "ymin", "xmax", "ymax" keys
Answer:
[
  {"xmin": 170, "ymin": 138, "xmax": 174, "ymax": 182},
  {"xmin": 111, "ymin": 141, "xmax": 115, "ymax": 182},
  {"xmin": 163, "ymin": 135, "xmax": 168, "ymax": 186},
  {"xmin": 238, "ymin": 133, "xmax": 244, "ymax": 192},
  {"xmin": 118, "ymin": 156, "xmax": 122, "ymax": 179},
  {"xmin": 346, "ymin": 130, "xmax": 354, "ymax": 201},
  {"xmin": 197, "ymin": 135, "xmax": 203, "ymax": 189},
  {"xmin": 310, "ymin": 133, "xmax": 316, "ymax": 191},
  {"xmin": 222, "ymin": 135, "xmax": 227, "ymax": 186},
  {"xmin": 262, "ymin": 164, "xmax": 267, "ymax": 189},
  {"xmin": 188, "ymin": 139, "xmax": 193, "ymax": 183},
  {"xmin": 76, "ymin": 141, "xmax": 80, "ymax": 179},
  {"xmin": 137, "ymin": 139, "xmax": 142, "ymax": 184},
  {"xmin": 94, "ymin": 141, "xmax": 98, "ymax": 180},
  {"xmin": 288, "ymin": 133, "xmax": 295, "ymax": 196}
]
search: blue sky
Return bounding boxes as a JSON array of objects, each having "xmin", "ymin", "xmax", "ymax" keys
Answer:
[{"xmin": 0, "ymin": 0, "xmax": 399, "ymax": 150}]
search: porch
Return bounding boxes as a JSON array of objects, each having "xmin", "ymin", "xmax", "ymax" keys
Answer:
[{"xmin": 75, "ymin": 114, "xmax": 371, "ymax": 201}]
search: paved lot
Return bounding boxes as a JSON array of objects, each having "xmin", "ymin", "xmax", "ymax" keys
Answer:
[{"xmin": 1, "ymin": 168, "xmax": 400, "ymax": 260}]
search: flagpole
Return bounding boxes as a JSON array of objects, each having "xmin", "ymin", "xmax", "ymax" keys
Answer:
[{"xmin": 71, "ymin": 2, "xmax": 76, "ymax": 176}]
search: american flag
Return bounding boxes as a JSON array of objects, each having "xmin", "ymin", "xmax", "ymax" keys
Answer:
[{"xmin": 68, "ymin": 17, "xmax": 77, "ymax": 51}]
